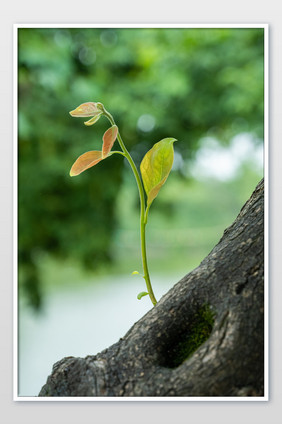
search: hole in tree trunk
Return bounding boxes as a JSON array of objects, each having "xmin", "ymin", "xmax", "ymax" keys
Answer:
[{"xmin": 159, "ymin": 304, "xmax": 215, "ymax": 369}]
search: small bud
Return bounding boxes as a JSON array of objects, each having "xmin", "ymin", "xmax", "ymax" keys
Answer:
[
  {"xmin": 96, "ymin": 102, "xmax": 105, "ymax": 112},
  {"xmin": 137, "ymin": 291, "xmax": 149, "ymax": 300}
]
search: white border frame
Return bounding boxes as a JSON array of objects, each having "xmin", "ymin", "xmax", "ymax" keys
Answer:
[{"xmin": 13, "ymin": 23, "xmax": 269, "ymax": 402}]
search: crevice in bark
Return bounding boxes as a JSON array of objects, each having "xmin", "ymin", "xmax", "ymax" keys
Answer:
[{"xmin": 158, "ymin": 304, "xmax": 215, "ymax": 369}]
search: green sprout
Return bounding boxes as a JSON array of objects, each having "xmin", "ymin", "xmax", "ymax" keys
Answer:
[{"xmin": 69, "ymin": 102, "xmax": 176, "ymax": 306}]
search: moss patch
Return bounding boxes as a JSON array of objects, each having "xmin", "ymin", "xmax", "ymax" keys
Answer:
[{"xmin": 164, "ymin": 305, "xmax": 215, "ymax": 368}]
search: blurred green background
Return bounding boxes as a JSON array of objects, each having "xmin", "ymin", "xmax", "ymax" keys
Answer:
[{"xmin": 18, "ymin": 27, "xmax": 264, "ymax": 310}]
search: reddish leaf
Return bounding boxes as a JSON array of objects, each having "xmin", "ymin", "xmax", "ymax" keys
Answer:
[
  {"xmin": 102, "ymin": 125, "xmax": 118, "ymax": 158},
  {"xmin": 70, "ymin": 151, "xmax": 103, "ymax": 176},
  {"xmin": 69, "ymin": 102, "xmax": 101, "ymax": 117}
]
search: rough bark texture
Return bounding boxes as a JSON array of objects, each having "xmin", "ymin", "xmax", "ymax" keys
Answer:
[{"xmin": 39, "ymin": 179, "xmax": 264, "ymax": 397}]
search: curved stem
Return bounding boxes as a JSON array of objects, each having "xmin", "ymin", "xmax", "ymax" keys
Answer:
[{"xmin": 102, "ymin": 108, "xmax": 157, "ymax": 306}]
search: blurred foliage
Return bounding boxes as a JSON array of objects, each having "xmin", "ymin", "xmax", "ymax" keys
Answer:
[{"xmin": 18, "ymin": 27, "xmax": 264, "ymax": 309}]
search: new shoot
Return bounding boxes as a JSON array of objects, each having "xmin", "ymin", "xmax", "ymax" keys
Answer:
[{"xmin": 69, "ymin": 102, "xmax": 176, "ymax": 306}]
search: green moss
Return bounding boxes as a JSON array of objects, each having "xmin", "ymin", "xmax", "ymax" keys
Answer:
[{"xmin": 166, "ymin": 305, "xmax": 215, "ymax": 368}]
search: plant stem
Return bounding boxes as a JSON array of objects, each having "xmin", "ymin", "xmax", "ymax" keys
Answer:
[{"xmin": 102, "ymin": 108, "xmax": 157, "ymax": 306}]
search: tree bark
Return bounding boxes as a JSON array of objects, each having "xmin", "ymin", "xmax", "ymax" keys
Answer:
[{"xmin": 39, "ymin": 179, "xmax": 265, "ymax": 397}]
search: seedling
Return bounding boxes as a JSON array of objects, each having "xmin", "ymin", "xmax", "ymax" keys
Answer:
[{"xmin": 69, "ymin": 102, "xmax": 176, "ymax": 306}]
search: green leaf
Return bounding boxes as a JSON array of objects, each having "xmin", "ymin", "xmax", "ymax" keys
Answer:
[
  {"xmin": 137, "ymin": 291, "xmax": 149, "ymax": 300},
  {"xmin": 140, "ymin": 137, "xmax": 176, "ymax": 211},
  {"xmin": 70, "ymin": 151, "xmax": 103, "ymax": 176},
  {"xmin": 102, "ymin": 125, "xmax": 118, "ymax": 157}
]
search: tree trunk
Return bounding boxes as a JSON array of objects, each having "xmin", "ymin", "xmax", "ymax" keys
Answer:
[{"xmin": 39, "ymin": 179, "xmax": 265, "ymax": 397}]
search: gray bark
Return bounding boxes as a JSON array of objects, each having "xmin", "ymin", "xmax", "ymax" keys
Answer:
[{"xmin": 39, "ymin": 179, "xmax": 264, "ymax": 397}]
